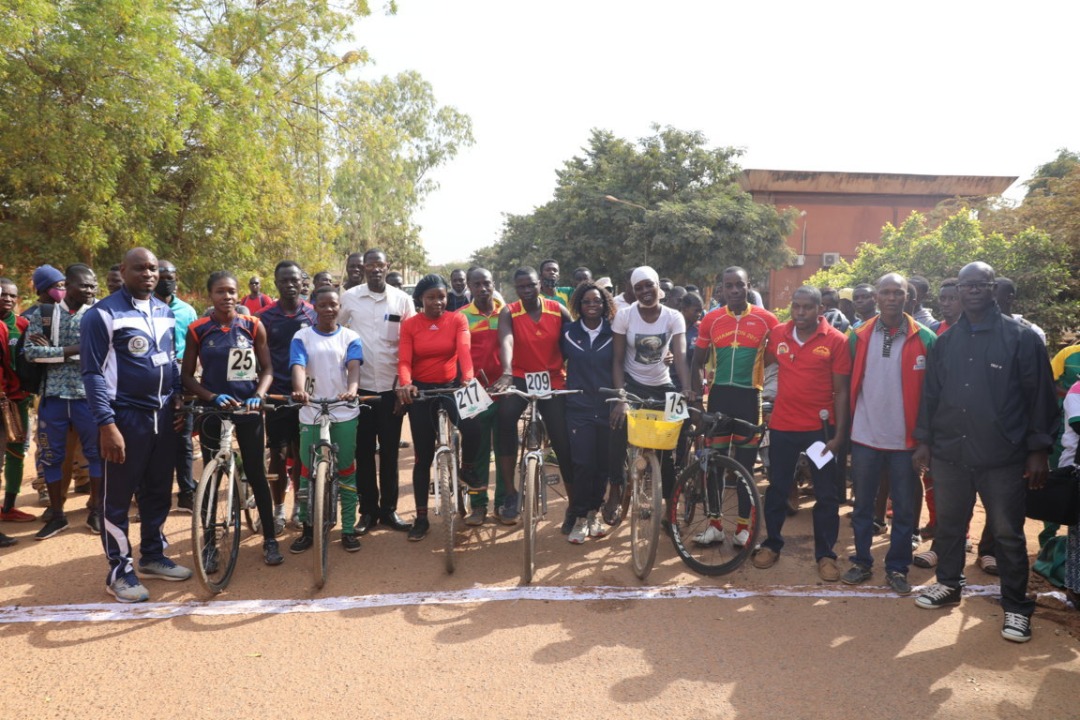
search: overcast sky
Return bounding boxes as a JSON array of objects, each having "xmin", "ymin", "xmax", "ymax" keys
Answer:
[{"xmin": 353, "ymin": 0, "xmax": 1079, "ymax": 265}]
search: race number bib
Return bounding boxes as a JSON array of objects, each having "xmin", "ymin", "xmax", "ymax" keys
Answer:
[
  {"xmin": 524, "ymin": 371, "xmax": 552, "ymax": 397},
  {"xmin": 227, "ymin": 347, "xmax": 257, "ymax": 382},
  {"xmin": 454, "ymin": 379, "xmax": 493, "ymax": 420},
  {"xmin": 664, "ymin": 392, "xmax": 689, "ymax": 422}
]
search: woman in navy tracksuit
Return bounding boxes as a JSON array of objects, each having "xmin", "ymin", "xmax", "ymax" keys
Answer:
[{"xmin": 560, "ymin": 282, "xmax": 616, "ymax": 544}]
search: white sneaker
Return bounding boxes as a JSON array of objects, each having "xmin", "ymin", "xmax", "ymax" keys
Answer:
[
  {"xmin": 587, "ymin": 511, "xmax": 607, "ymax": 538},
  {"xmin": 693, "ymin": 523, "xmax": 725, "ymax": 546},
  {"xmin": 568, "ymin": 517, "xmax": 589, "ymax": 544},
  {"xmin": 732, "ymin": 528, "xmax": 750, "ymax": 548}
]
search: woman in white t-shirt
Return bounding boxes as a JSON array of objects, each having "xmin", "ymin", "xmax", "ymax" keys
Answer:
[{"xmin": 609, "ymin": 266, "xmax": 690, "ymax": 498}]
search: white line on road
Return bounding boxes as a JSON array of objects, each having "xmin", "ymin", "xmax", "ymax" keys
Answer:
[{"xmin": 0, "ymin": 584, "xmax": 1014, "ymax": 624}]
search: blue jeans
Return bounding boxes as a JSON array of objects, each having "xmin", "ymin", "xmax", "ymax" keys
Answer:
[
  {"xmin": 849, "ymin": 443, "xmax": 916, "ymax": 574},
  {"xmin": 763, "ymin": 428, "xmax": 839, "ymax": 561},
  {"xmin": 931, "ymin": 458, "xmax": 1034, "ymax": 615}
]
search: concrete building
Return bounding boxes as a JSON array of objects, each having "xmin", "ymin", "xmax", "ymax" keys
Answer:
[{"xmin": 740, "ymin": 169, "xmax": 1017, "ymax": 309}]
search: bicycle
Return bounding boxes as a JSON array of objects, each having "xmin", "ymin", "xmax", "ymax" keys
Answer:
[
  {"xmin": 410, "ymin": 387, "xmax": 468, "ymax": 574},
  {"xmin": 602, "ymin": 388, "xmax": 683, "ymax": 580},
  {"xmin": 280, "ymin": 394, "xmax": 377, "ymax": 589},
  {"xmin": 183, "ymin": 402, "xmax": 266, "ymax": 595},
  {"xmin": 490, "ymin": 384, "xmax": 580, "ymax": 584},
  {"xmin": 668, "ymin": 405, "xmax": 765, "ymax": 576}
]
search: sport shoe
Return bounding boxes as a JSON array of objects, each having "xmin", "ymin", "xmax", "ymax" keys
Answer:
[
  {"xmin": 913, "ymin": 549, "xmax": 938, "ymax": 569},
  {"xmin": 35, "ymin": 515, "xmax": 68, "ymax": 540},
  {"xmin": 290, "ymin": 504, "xmax": 302, "ymax": 529},
  {"xmin": 732, "ymin": 524, "xmax": 750, "ymax": 548},
  {"xmin": 86, "ymin": 511, "xmax": 103, "ymax": 534},
  {"xmin": 587, "ymin": 511, "xmax": 607, "ymax": 538},
  {"xmin": 138, "ymin": 557, "xmax": 192, "ymax": 582},
  {"xmin": 886, "ymin": 571, "xmax": 912, "ymax": 596},
  {"xmin": 290, "ymin": 527, "xmax": 313, "ymax": 554},
  {"xmin": 408, "ymin": 516, "xmax": 430, "ymax": 541},
  {"xmin": 818, "ymin": 557, "xmax": 841, "ymax": 582},
  {"xmin": 602, "ymin": 482, "xmax": 624, "ymax": 525},
  {"xmin": 340, "ymin": 534, "xmax": 361, "ymax": 553},
  {"xmin": 176, "ymin": 490, "xmax": 194, "ymax": 514},
  {"xmin": 873, "ymin": 520, "xmax": 888, "ymax": 535},
  {"xmin": 978, "ymin": 555, "xmax": 999, "ymax": 576},
  {"xmin": 464, "ymin": 506, "xmax": 486, "ymax": 526},
  {"xmin": 568, "ymin": 517, "xmax": 589, "ymax": 544},
  {"xmin": 274, "ymin": 514, "xmax": 286, "ymax": 537},
  {"xmin": 915, "ymin": 583, "xmax": 962, "ymax": 609},
  {"xmin": 752, "ymin": 546, "xmax": 779, "ymax": 569},
  {"xmin": 1001, "ymin": 612, "xmax": 1032, "ymax": 643},
  {"xmin": 693, "ymin": 523, "xmax": 725, "ymax": 546},
  {"xmin": 0, "ymin": 507, "xmax": 35, "ymax": 522},
  {"xmin": 497, "ymin": 493, "xmax": 520, "ymax": 525},
  {"xmin": 106, "ymin": 572, "xmax": 150, "ymax": 603},
  {"xmin": 841, "ymin": 564, "xmax": 872, "ymax": 585},
  {"xmin": 0, "ymin": 532, "xmax": 17, "ymax": 547}
]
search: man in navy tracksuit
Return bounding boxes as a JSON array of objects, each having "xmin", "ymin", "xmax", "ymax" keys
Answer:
[{"xmin": 81, "ymin": 248, "xmax": 192, "ymax": 603}]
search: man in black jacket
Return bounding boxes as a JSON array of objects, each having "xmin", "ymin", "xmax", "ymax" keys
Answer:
[{"xmin": 911, "ymin": 261, "xmax": 1058, "ymax": 643}]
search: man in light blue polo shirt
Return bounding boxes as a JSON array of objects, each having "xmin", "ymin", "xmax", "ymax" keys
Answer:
[{"xmin": 155, "ymin": 260, "xmax": 198, "ymax": 511}]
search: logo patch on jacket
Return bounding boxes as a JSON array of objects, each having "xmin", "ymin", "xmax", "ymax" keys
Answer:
[
  {"xmin": 128, "ymin": 336, "xmax": 149, "ymax": 355},
  {"xmin": 913, "ymin": 355, "xmax": 926, "ymax": 371},
  {"xmin": 812, "ymin": 346, "xmax": 831, "ymax": 357}
]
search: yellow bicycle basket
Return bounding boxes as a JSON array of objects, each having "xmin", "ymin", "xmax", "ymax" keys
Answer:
[{"xmin": 626, "ymin": 409, "xmax": 683, "ymax": 450}]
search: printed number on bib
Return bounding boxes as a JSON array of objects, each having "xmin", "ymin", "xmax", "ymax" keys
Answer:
[
  {"xmin": 454, "ymin": 379, "xmax": 493, "ymax": 420},
  {"xmin": 664, "ymin": 392, "xmax": 689, "ymax": 422},
  {"xmin": 524, "ymin": 371, "xmax": 552, "ymax": 397},
  {"xmin": 227, "ymin": 347, "xmax": 257, "ymax": 382}
]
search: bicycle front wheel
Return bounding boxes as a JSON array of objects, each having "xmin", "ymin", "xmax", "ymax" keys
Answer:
[
  {"xmin": 192, "ymin": 460, "xmax": 241, "ymax": 594},
  {"xmin": 521, "ymin": 454, "xmax": 541, "ymax": 584},
  {"xmin": 437, "ymin": 450, "xmax": 457, "ymax": 574},
  {"xmin": 629, "ymin": 448, "xmax": 662, "ymax": 580},
  {"xmin": 669, "ymin": 454, "xmax": 760, "ymax": 576},
  {"xmin": 312, "ymin": 456, "xmax": 332, "ymax": 589}
]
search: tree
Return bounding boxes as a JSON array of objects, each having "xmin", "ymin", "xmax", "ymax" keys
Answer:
[
  {"xmin": 807, "ymin": 210, "xmax": 1075, "ymax": 345},
  {"xmin": 331, "ymin": 70, "xmax": 474, "ymax": 271},
  {"xmin": 473, "ymin": 126, "xmax": 796, "ymax": 291}
]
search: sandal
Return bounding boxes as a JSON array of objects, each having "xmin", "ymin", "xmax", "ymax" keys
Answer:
[{"xmin": 913, "ymin": 549, "xmax": 938, "ymax": 569}]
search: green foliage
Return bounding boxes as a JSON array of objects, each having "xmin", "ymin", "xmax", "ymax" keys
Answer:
[
  {"xmin": 473, "ymin": 126, "xmax": 796, "ymax": 292},
  {"xmin": 0, "ymin": 1, "xmax": 470, "ymax": 298},
  {"xmin": 807, "ymin": 209, "xmax": 1075, "ymax": 346}
]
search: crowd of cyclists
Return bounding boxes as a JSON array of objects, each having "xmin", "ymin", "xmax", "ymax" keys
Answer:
[{"xmin": 0, "ymin": 248, "xmax": 1076, "ymax": 647}]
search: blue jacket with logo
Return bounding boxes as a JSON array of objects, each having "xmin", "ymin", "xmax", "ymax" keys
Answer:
[
  {"xmin": 81, "ymin": 287, "xmax": 181, "ymax": 426},
  {"xmin": 560, "ymin": 318, "xmax": 614, "ymax": 416}
]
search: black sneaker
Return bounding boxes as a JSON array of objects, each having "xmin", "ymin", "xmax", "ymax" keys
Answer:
[
  {"xmin": 340, "ymin": 534, "xmax": 361, "ymax": 553},
  {"xmin": 886, "ymin": 571, "xmax": 912, "ymax": 596},
  {"xmin": 177, "ymin": 490, "xmax": 194, "ymax": 514},
  {"xmin": 35, "ymin": 514, "xmax": 69, "ymax": 540},
  {"xmin": 85, "ymin": 511, "xmax": 103, "ymax": 534},
  {"xmin": 841, "ymin": 564, "xmax": 872, "ymax": 585},
  {"xmin": 289, "ymin": 526, "xmax": 314, "ymax": 554},
  {"xmin": 1001, "ymin": 612, "xmax": 1032, "ymax": 643},
  {"xmin": 0, "ymin": 532, "xmax": 17, "ymax": 547},
  {"xmin": 407, "ymin": 516, "xmax": 430, "ymax": 542},
  {"xmin": 263, "ymin": 539, "xmax": 284, "ymax": 565},
  {"xmin": 914, "ymin": 583, "xmax": 962, "ymax": 609}
]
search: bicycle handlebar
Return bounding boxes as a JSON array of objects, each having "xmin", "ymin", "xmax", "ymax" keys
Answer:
[
  {"xmin": 490, "ymin": 387, "xmax": 581, "ymax": 401},
  {"xmin": 688, "ymin": 405, "xmax": 766, "ymax": 438},
  {"xmin": 599, "ymin": 387, "xmax": 665, "ymax": 409}
]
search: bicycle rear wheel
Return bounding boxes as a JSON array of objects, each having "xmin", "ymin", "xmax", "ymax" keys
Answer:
[
  {"xmin": 312, "ymin": 456, "xmax": 332, "ymax": 589},
  {"xmin": 192, "ymin": 460, "xmax": 240, "ymax": 594},
  {"xmin": 436, "ymin": 450, "xmax": 457, "ymax": 574},
  {"xmin": 669, "ymin": 454, "xmax": 760, "ymax": 576},
  {"xmin": 521, "ymin": 454, "xmax": 541, "ymax": 584},
  {"xmin": 629, "ymin": 448, "xmax": 662, "ymax": 580}
]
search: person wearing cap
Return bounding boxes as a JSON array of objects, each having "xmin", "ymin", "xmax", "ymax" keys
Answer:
[
  {"xmin": 755, "ymin": 286, "xmax": 851, "ymax": 582},
  {"xmin": 396, "ymin": 274, "xmax": 473, "ymax": 541},
  {"xmin": 610, "ymin": 265, "xmax": 690, "ymax": 503}
]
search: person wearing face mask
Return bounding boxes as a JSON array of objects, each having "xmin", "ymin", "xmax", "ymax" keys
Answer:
[
  {"xmin": 154, "ymin": 260, "xmax": 198, "ymax": 512},
  {"xmin": 538, "ymin": 259, "xmax": 573, "ymax": 308},
  {"xmin": 24, "ymin": 264, "xmax": 104, "ymax": 540}
]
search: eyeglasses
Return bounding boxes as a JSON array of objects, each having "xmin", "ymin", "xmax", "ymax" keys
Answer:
[{"xmin": 957, "ymin": 282, "xmax": 994, "ymax": 292}]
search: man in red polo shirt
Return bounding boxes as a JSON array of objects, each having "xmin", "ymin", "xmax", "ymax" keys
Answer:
[{"xmin": 754, "ymin": 286, "xmax": 851, "ymax": 581}]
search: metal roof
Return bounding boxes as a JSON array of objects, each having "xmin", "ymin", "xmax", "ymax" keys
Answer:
[{"xmin": 740, "ymin": 169, "xmax": 1017, "ymax": 197}]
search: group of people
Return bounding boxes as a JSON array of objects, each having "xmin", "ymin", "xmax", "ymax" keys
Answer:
[{"xmin": 0, "ymin": 250, "xmax": 1075, "ymax": 647}]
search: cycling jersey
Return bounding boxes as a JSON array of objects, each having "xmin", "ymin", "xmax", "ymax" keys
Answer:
[{"xmin": 695, "ymin": 305, "xmax": 778, "ymax": 390}]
